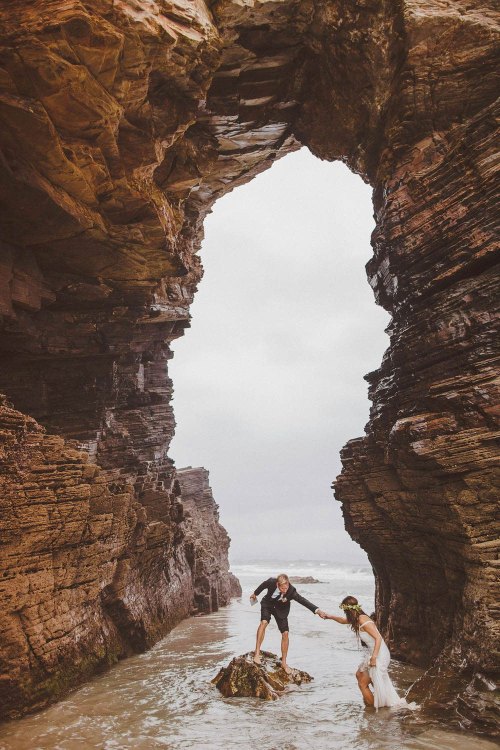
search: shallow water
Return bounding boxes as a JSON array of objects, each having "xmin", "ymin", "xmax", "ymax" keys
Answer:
[{"xmin": 0, "ymin": 561, "xmax": 497, "ymax": 750}]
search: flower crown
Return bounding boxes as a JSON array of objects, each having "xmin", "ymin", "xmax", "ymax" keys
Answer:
[{"xmin": 340, "ymin": 603, "xmax": 362, "ymax": 612}]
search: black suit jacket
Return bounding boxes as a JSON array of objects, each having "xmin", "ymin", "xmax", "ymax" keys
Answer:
[{"xmin": 254, "ymin": 577, "xmax": 318, "ymax": 616}]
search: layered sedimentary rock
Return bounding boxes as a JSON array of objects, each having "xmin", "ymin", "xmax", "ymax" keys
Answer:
[
  {"xmin": 0, "ymin": 391, "xmax": 214, "ymax": 713},
  {"xmin": 0, "ymin": 400, "xmax": 239, "ymax": 719},
  {"xmin": 176, "ymin": 466, "xmax": 241, "ymax": 613},
  {"xmin": 331, "ymin": 7, "xmax": 500, "ymax": 732},
  {"xmin": 0, "ymin": 0, "xmax": 498, "ymax": 731}
]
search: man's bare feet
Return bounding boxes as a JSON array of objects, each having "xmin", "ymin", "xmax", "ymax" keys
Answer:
[
  {"xmin": 253, "ymin": 653, "xmax": 261, "ymax": 665},
  {"xmin": 282, "ymin": 663, "xmax": 292, "ymax": 675}
]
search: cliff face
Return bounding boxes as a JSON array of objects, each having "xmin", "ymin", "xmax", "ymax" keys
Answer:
[
  {"xmin": 0, "ymin": 394, "xmax": 245, "ymax": 718},
  {"xmin": 0, "ymin": 0, "xmax": 498, "ymax": 730},
  {"xmin": 176, "ymin": 467, "xmax": 241, "ymax": 613},
  {"xmin": 0, "ymin": 394, "xmax": 193, "ymax": 717}
]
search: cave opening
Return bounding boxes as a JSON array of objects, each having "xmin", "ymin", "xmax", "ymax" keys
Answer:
[{"xmin": 170, "ymin": 148, "xmax": 390, "ymax": 564}]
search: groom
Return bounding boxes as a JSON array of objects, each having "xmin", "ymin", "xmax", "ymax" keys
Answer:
[{"xmin": 250, "ymin": 573, "xmax": 326, "ymax": 673}]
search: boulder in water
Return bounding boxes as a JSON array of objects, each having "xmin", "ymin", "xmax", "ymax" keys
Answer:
[
  {"xmin": 212, "ymin": 651, "xmax": 313, "ymax": 700},
  {"xmin": 289, "ymin": 576, "xmax": 322, "ymax": 584}
]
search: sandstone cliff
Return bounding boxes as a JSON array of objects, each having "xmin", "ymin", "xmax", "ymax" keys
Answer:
[
  {"xmin": 0, "ymin": 0, "xmax": 498, "ymax": 732},
  {"xmin": 176, "ymin": 466, "xmax": 241, "ymax": 613},
  {"xmin": 0, "ymin": 394, "xmax": 239, "ymax": 718}
]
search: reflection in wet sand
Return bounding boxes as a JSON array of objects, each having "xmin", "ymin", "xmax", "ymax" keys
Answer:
[{"xmin": 0, "ymin": 563, "xmax": 496, "ymax": 750}]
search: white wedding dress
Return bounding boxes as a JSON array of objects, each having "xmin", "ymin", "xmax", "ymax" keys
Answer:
[{"xmin": 358, "ymin": 619, "xmax": 409, "ymax": 710}]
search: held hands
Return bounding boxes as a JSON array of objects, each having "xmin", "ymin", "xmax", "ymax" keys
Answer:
[
  {"xmin": 315, "ymin": 609, "xmax": 327, "ymax": 619},
  {"xmin": 250, "ymin": 593, "xmax": 257, "ymax": 603}
]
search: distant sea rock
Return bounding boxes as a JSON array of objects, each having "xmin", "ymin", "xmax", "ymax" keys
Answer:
[
  {"xmin": 289, "ymin": 576, "xmax": 322, "ymax": 584},
  {"xmin": 212, "ymin": 651, "xmax": 313, "ymax": 700}
]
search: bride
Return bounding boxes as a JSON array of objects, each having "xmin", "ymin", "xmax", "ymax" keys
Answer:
[{"xmin": 324, "ymin": 595, "xmax": 408, "ymax": 709}]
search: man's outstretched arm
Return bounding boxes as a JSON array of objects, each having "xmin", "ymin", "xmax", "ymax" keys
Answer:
[{"xmin": 291, "ymin": 590, "xmax": 326, "ymax": 617}]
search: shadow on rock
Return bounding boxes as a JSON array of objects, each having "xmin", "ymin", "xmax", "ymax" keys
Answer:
[{"xmin": 212, "ymin": 651, "xmax": 313, "ymax": 700}]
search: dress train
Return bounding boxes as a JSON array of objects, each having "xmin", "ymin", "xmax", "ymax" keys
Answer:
[{"xmin": 358, "ymin": 620, "xmax": 410, "ymax": 710}]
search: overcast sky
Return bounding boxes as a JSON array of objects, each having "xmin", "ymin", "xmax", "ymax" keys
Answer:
[{"xmin": 170, "ymin": 149, "xmax": 390, "ymax": 565}]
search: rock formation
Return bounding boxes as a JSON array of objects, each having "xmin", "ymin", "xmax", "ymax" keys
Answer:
[
  {"xmin": 0, "ymin": 0, "xmax": 498, "ymax": 732},
  {"xmin": 212, "ymin": 651, "xmax": 313, "ymax": 700},
  {"xmin": 176, "ymin": 466, "xmax": 241, "ymax": 613},
  {"xmin": 0, "ymin": 416, "xmax": 239, "ymax": 720}
]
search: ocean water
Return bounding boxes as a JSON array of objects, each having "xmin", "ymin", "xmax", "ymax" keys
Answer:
[{"xmin": 0, "ymin": 561, "xmax": 496, "ymax": 750}]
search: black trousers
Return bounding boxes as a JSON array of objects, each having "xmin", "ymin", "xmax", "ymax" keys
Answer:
[{"xmin": 260, "ymin": 601, "xmax": 289, "ymax": 633}]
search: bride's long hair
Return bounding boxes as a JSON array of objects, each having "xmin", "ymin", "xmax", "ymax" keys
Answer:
[{"xmin": 340, "ymin": 595, "xmax": 368, "ymax": 637}]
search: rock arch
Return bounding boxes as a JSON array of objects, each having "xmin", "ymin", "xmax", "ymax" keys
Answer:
[{"xmin": 0, "ymin": 0, "xmax": 498, "ymax": 730}]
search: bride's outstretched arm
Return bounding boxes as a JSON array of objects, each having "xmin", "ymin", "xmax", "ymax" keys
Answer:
[{"xmin": 324, "ymin": 614, "xmax": 348, "ymax": 624}]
